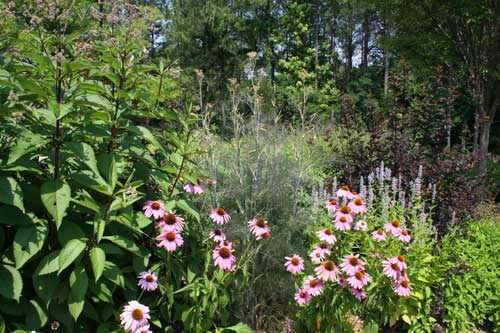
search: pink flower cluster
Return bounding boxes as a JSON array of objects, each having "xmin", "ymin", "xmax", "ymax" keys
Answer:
[
  {"xmin": 208, "ymin": 208, "xmax": 271, "ymax": 272},
  {"xmin": 324, "ymin": 185, "xmax": 368, "ymax": 232},
  {"xmin": 143, "ymin": 201, "xmax": 185, "ymax": 252},
  {"xmin": 370, "ymin": 219, "xmax": 412, "ymax": 243},
  {"xmin": 287, "ymin": 185, "xmax": 413, "ymax": 306},
  {"xmin": 382, "ymin": 255, "xmax": 412, "ymax": 297},
  {"xmin": 183, "ymin": 178, "xmax": 217, "ymax": 195}
]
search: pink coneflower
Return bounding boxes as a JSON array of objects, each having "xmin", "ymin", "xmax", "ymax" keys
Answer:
[
  {"xmin": 136, "ymin": 325, "xmax": 153, "ymax": 333},
  {"xmin": 294, "ymin": 288, "xmax": 311, "ymax": 305},
  {"xmin": 394, "ymin": 279, "xmax": 411, "ymax": 297},
  {"xmin": 220, "ymin": 239, "xmax": 233, "ymax": 248},
  {"xmin": 340, "ymin": 254, "xmax": 365, "ymax": 276},
  {"xmin": 256, "ymin": 232, "xmax": 271, "ymax": 240},
  {"xmin": 384, "ymin": 219, "xmax": 402, "ymax": 236},
  {"xmin": 120, "ymin": 301, "xmax": 150, "ymax": 332},
  {"xmin": 325, "ymin": 199, "xmax": 339, "ymax": 213},
  {"xmin": 336, "ymin": 185, "xmax": 352, "ymax": 199},
  {"xmin": 338, "ymin": 277, "xmax": 348, "ymax": 288},
  {"xmin": 398, "ymin": 229, "xmax": 411, "ymax": 243},
  {"xmin": 213, "ymin": 245, "xmax": 236, "ymax": 272},
  {"xmin": 315, "ymin": 243, "xmax": 331, "ymax": 256},
  {"xmin": 138, "ymin": 272, "xmax": 158, "ymax": 292},
  {"xmin": 309, "ymin": 249, "xmax": 325, "ymax": 264},
  {"xmin": 348, "ymin": 198, "xmax": 367, "ymax": 215},
  {"xmin": 334, "ymin": 215, "xmax": 352, "ymax": 231},
  {"xmin": 314, "ymin": 260, "xmax": 340, "ymax": 282},
  {"xmin": 317, "ymin": 228, "xmax": 337, "ymax": 244},
  {"xmin": 143, "ymin": 201, "xmax": 165, "ymax": 220},
  {"xmin": 351, "ymin": 287, "xmax": 367, "ymax": 300},
  {"xmin": 347, "ymin": 270, "xmax": 370, "ymax": 289},
  {"xmin": 157, "ymin": 211, "xmax": 184, "ymax": 231},
  {"xmin": 209, "ymin": 229, "xmax": 226, "ymax": 243},
  {"xmin": 209, "ymin": 208, "xmax": 231, "ymax": 224},
  {"xmin": 396, "ymin": 255, "xmax": 408, "ymax": 270},
  {"xmin": 304, "ymin": 276, "xmax": 324, "ymax": 296},
  {"xmin": 193, "ymin": 179, "xmax": 205, "ymax": 194},
  {"xmin": 248, "ymin": 218, "xmax": 270, "ymax": 237},
  {"xmin": 284, "ymin": 255, "xmax": 304, "ymax": 275},
  {"xmin": 183, "ymin": 181, "xmax": 195, "ymax": 194},
  {"xmin": 371, "ymin": 229, "xmax": 387, "ymax": 242},
  {"xmin": 354, "ymin": 220, "xmax": 368, "ymax": 231},
  {"xmin": 156, "ymin": 229, "xmax": 183, "ymax": 252},
  {"xmin": 382, "ymin": 258, "xmax": 400, "ymax": 279}
]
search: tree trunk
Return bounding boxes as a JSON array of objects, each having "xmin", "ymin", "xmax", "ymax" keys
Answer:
[
  {"xmin": 477, "ymin": 119, "xmax": 491, "ymax": 177},
  {"xmin": 362, "ymin": 12, "xmax": 369, "ymax": 67}
]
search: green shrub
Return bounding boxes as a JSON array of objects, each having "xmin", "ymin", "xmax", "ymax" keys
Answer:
[{"xmin": 439, "ymin": 219, "xmax": 500, "ymax": 333}]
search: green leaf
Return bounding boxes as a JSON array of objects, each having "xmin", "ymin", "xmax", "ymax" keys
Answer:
[
  {"xmin": 0, "ymin": 265, "xmax": 23, "ymax": 301},
  {"xmin": 0, "ymin": 206, "xmax": 32, "ymax": 226},
  {"xmin": 222, "ymin": 323, "xmax": 254, "ymax": 333},
  {"xmin": 128, "ymin": 125, "xmax": 167, "ymax": 156},
  {"xmin": 102, "ymin": 261, "xmax": 124, "ymax": 287},
  {"xmin": 7, "ymin": 132, "xmax": 50, "ymax": 164},
  {"xmin": 176, "ymin": 199, "xmax": 200, "ymax": 221},
  {"xmin": 58, "ymin": 239, "xmax": 87, "ymax": 274},
  {"xmin": 36, "ymin": 251, "xmax": 60, "ymax": 275},
  {"xmin": 66, "ymin": 142, "xmax": 100, "ymax": 175},
  {"xmin": 0, "ymin": 176, "xmax": 25, "ymax": 212},
  {"xmin": 33, "ymin": 273, "xmax": 58, "ymax": 304},
  {"xmin": 102, "ymin": 235, "xmax": 142, "ymax": 256},
  {"xmin": 68, "ymin": 265, "xmax": 88, "ymax": 321},
  {"xmin": 40, "ymin": 181, "xmax": 71, "ymax": 229},
  {"xmin": 26, "ymin": 299, "xmax": 48, "ymax": 329},
  {"xmin": 13, "ymin": 224, "xmax": 48, "ymax": 269},
  {"xmin": 97, "ymin": 153, "xmax": 117, "ymax": 192},
  {"xmin": 402, "ymin": 314, "xmax": 412, "ymax": 325},
  {"xmin": 90, "ymin": 247, "xmax": 105, "ymax": 282}
]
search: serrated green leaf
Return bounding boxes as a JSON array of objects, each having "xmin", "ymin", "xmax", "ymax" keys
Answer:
[
  {"xmin": 90, "ymin": 247, "xmax": 105, "ymax": 282},
  {"xmin": 0, "ymin": 265, "xmax": 23, "ymax": 301},
  {"xmin": 13, "ymin": 224, "xmax": 48, "ymax": 268},
  {"xmin": 102, "ymin": 261, "xmax": 124, "ymax": 287},
  {"xmin": 176, "ymin": 199, "xmax": 200, "ymax": 221},
  {"xmin": 40, "ymin": 181, "xmax": 71, "ymax": 229},
  {"xmin": 0, "ymin": 176, "xmax": 25, "ymax": 212},
  {"xmin": 58, "ymin": 239, "xmax": 87, "ymax": 274}
]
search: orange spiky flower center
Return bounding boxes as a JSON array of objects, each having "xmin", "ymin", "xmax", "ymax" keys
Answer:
[
  {"xmin": 391, "ymin": 220, "xmax": 401, "ymax": 227},
  {"xmin": 349, "ymin": 257, "xmax": 359, "ymax": 266},
  {"xmin": 397, "ymin": 255, "xmax": 406, "ymax": 262},
  {"xmin": 291, "ymin": 257, "xmax": 300, "ymax": 266},
  {"xmin": 324, "ymin": 261, "xmax": 335, "ymax": 271},
  {"xmin": 219, "ymin": 247, "xmax": 231, "ymax": 258},
  {"xmin": 340, "ymin": 206, "xmax": 350, "ymax": 214},
  {"xmin": 132, "ymin": 309, "xmax": 144, "ymax": 320},
  {"xmin": 151, "ymin": 202, "xmax": 161, "ymax": 210},
  {"xmin": 354, "ymin": 198, "xmax": 363, "ymax": 206},
  {"xmin": 217, "ymin": 208, "xmax": 226, "ymax": 216},
  {"xmin": 166, "ymin": 232, "xmax": 176, "ymax": 242},
  {"xmin": 256, "ymin": 218, "xmax": 267, "ymax": 228},
  {"xmin": 145, "ymin": 275, "xmax": 154, "ymax": 282},
  {"xmin": 164, "ymin": 213, "xmax": 176, "ymax": 225}
]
